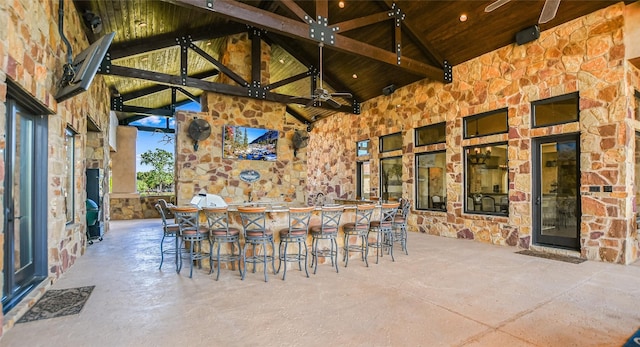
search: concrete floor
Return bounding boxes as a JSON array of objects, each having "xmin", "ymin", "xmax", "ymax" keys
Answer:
[{"xmin": 2, "ymin": 219, "xmax": 640, "ymax": 346}]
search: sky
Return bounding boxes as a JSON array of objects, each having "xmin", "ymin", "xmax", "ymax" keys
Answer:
[{"xmin": 131, "ymin": 101, "xmax": 200, "ymax": 172}]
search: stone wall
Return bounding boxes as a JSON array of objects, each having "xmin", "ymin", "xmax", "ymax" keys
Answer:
[
  {"xmin": 0, "ymin": 0, "xmax": 112, "ymax": 333},
  {"xmin": 175, "ymin": 33, "xmax": 308, "ymax": 206},
  {"xmin": 308, "ymin": 3, "xmax": 638, "ymax": 264},
  {"xmin": 110, "ymin": 195, "xmax": 175, "ymax": 220}
]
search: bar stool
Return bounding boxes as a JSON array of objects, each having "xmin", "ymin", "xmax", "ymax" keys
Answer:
[
  {"xmin": 202, "ymin": 207, "xmax": 242, "ymax": 281},
  {"xmin": 392, "ymin": 198, "xmax": 411, "ymax": 255},
  {"xmin": 367, "ymin": 202, "xmax": 399, "ymax": 264},
  {"xmin": 342, "ymin": 204, "xmax": 376, "ymax": 268},
  {"xmin": 173, "ymin": 206, "xmax": 210, "ymax": 278},
  {"xmin": 237, "ymin": 206, "xmax": 276, "ymax": 282},
  {"xmin": 155, "ymin": 203, "xmax": 180, "ymax": 271},
  {"xmin": 277, "ymin": 206, "xmax": 315, "ymax": 280},
  {"xmin": 310, "ymin": 205, "xmax": 344, "ymax": 274}
]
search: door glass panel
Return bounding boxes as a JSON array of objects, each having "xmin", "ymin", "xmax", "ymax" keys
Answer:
[
  {"xmin": 357, "ymin": 161, "xmax": 370, "ymax": 199},
  {"xmin": 12, "ymin": 108, "xmax": 36, "ymax": 281},
  {"xmin": 380, "ymin": 156, "xmax": 402, "ymax": 201},
  {"xmin": 540, "ymin": 141, "xmax": 578, "ymax": 239}
]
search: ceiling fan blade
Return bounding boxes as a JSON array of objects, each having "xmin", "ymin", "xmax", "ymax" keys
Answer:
[
  {"xmin": 485, "ymin": 0, "xmax": 512, "ymax": 12},
  {"xmin": 331, "ymin": 92, "xmax": 352, "ymax": 98},
  {"xmin": 325, "ymin": 98, "xmax": 341, "ymax": 109},
  {"xmin": 305, "ymin": 98, "xmax": 317, "ymax": 108},
  {"xmin": 539, "ymin": 0, "xmax": 560, "ymax": 24}
]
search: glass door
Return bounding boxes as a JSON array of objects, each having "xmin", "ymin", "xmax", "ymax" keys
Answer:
[
  {"xmin": 3, "ymin": 97, "xmax": 47, "ymax": 313},
  {"xmin": 533, "ymin": 134, "xmax": 580, "ymax": 250}
]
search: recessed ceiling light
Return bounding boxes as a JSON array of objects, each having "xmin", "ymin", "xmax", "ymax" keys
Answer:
[
  {"xmin": 352, "ymin": 74, "xmax": 358, "ymax": 79},
  {"xmin": 206, "ymin": 41, "xmax": 212, "ymax": 46},
  {"xmin": 459, "ymin": 14, "xmax": 468, "ymax": 22},
  {"xmin": 338, "ymin": 1, "xmax": 345, "ymax": 9},
  {"xmin": 140, "ymin": 56, "xmax": 148, "ymax": 62},
  {"xmin": 279, "ymin": 58, "xmax": 285, "ymax": 64},
  {"xmin": 137, "ymin": 21, "xmax": 147, "ymax": 28}
]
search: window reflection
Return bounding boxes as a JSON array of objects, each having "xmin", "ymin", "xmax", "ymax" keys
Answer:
[
  {"xmin": 465, "ymin": 143, "xmax": 508, "ymax": 215},
  {"xmin": 380, "ymin": 156, "xmax": 402, "ymax": 201},
  {"xmin": 416, "ymin": 151, "xmax": 446, "ymax": 211}
]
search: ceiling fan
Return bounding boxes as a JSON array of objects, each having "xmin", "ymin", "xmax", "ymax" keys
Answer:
[
  {"xmin": 485, "ymin": 0, "xmax": 561, "ymax": 24},
  {"xmin": 302, "ymin": 42, "xmax": 352, "ymax": 109}
]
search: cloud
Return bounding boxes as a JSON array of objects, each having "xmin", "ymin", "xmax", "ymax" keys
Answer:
[{"xmin": 131, "ymin": 116, "xmax": 175, "ymax": 128}]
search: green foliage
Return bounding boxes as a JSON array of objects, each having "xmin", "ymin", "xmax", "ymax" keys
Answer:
[{"xmin": 138, "ymin": 148, "xmax": 174, "ymax": 193}]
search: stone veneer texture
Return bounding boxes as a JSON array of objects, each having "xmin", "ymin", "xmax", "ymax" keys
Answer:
[
  {"xmin": 308, "ymin": 3, "xmax": 639, "ymax": 264},
  {"xmin": 0, "ymin": 0, "xmax": 113, "ymax": 332}
]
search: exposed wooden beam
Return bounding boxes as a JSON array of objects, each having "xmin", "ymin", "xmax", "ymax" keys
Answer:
[
  {"xmin": 121, "ymin": 69, "xmax": 217, "ymax": 102},
  {"xmin": 109, "ymin": 23, "xmax": 246, "ymax": 60},
  {"xmin": 316, "ymin": 0, "xmax": 328, "ymax": 19},
  {"xmin": 133, "ymin": 125, "xmax": 176, "ymax": 134},
  {"xmin": 120, "ymin": 105, "xmax": 174, "ymax": 117},
  {"xmin": 188, "ymin": 43, "xmax": 249, "ymax": 87},
  {"xmin": 285, "ymin": 105, "xmax": 311, "ymax": 125},
  {"xmin": 264, "ymin": 70, "xmax": 312, "ymax": 91},
  {"xmin": 165, "ymin": 0, "xmax": 443, "ymax": 80},
  {"xmin": 106, "ymin": 65, "xmax": 354, "ymax": 113},
  {"xmin": 330, "ymin": 10, "xmax": 393, "ymax": 33},
  {"xmin": 278, "ymin": 0, "xmax": 309, "ymax": 22},
  {"xmin": 381, "ymin": 0, "xmax": 444, "ymax": 67}
]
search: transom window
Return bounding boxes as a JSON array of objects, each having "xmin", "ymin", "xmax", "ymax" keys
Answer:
[
  {"xmin": 416, "ymin": 122, "xmax": 446, "ymax": 146},
  {"xmin": 357, "ymin": 140, "xmax": 370, "ymax": 157},
  {"xmin": 380, "ymin": 133, "xmax": 402, "ymax": 153},
  {"xmin": 65, "ymin": 127, "xmax": 76, "ymax": 224},
  {"xmin": 463, "ymin": 109, "xmax": 508, "ymax": 139},
  {"xmin": 532, "ymin": 92, "xmax": 579, "ymax": 127}
]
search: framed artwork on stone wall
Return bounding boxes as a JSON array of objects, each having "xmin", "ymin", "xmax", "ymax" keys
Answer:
[{"xmin": 222, "ymin": 125, "xmax": 279, "ymax": 161}]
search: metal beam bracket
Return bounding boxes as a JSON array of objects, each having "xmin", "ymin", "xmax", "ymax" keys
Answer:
[
  {"xmin": 352, "ymin": 100, "xmax": 361, "ymax": 115},
  {"xmin": 99, "ymin": 52, "xmax": 112, "ymax": 74},
  {"xmin": 391, "ymin": 3, "xmax": 405, "ymax": 27},
  {"xmin": 248, "ymin": 80, "xmax": 267, "ymax": 99},
  {"xmin": 177, "ymin": 36, "xmax": 192, "ymax": 86},
  {"xmin": 443, "ymin": 60, "xmax": 453, "ymax": 83},
  {"xmin": 306, "ymin": 15, "xmax": 337, "ymax": 45},
  {"xmin": 111, "ymin": 95, "xmax": 123, "ymax": 112}
]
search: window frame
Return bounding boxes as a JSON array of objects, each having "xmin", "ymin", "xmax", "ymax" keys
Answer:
[
  {"xmin": 379, "ymin": 156, "xmax": 403, "ymax": 202},
  {"xmin": 463, "ymin": 108, "xmax": 508, "ymax": 139},
  {"xmin": 531, "ymin": 92, "xmax": 579, "ymax": 128},
  {"xmin": 415, "ymin": 122, "xmax": 446, "ymax": 147},
  {"xmin": 414, "ymin": 150, "xmax": 447, "ymax": 211},
  {"xmin": 635, "ymin": 90, "xmax": 640, "ymax": 122},
  {"xmin": 379, "ymin": 132, "xmax": 403, "ymax": 153}
]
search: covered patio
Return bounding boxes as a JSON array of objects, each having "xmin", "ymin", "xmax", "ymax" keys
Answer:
[{"xmin": 2, "ymin": 219, "xmax": 639, "ymax": 346}]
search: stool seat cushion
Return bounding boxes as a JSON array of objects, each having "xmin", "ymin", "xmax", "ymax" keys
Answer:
[
  {"xmin": 182, "ymin": 227, "xmax": 209, "ymax": 236},
  {"xmin": 279, "ymin": 228, "xmax": 307, "ymax": 237},
  {"xmin": 210, "ymin": 227, "xmax": 241, "ymax": 236},
  {"xmin": 165, "ymin": 224, "xmax": 180, "ymax": 233},
  {"xmin": 343, "ymin": 222, "xmax": 369, "ymax": 232},
  {"xmin": 310, "ymin": 225, "xmax": 338, "ymax": 234},
  {"xmin": 370, "ymin": 221, "xmax": 393, "ymax": 228},
  {"xmin": 246, "ymin": 229, "xmax": 272, "ymax": 237}
]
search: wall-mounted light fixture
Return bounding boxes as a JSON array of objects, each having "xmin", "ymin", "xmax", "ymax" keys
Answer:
[{"xmin": 468, "ymin": 147, "xmax": 492, "ymax": 165}]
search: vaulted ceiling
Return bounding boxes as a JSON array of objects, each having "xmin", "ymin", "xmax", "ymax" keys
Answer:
[{"xmin": 71, "ymin": 0, "xmax": 631, "ymax": 128}]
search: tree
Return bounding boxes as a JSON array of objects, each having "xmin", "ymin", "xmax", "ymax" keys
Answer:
[{"xmin": 139, "ymin": 148, "xmax": 174, "ymax": 193}]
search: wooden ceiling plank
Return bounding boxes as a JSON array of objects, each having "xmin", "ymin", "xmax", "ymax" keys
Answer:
[
  {"xmin": 109, "ymin": 23, "xmax": 246, "ymax": 60},
  {"xmin": 166, "ymin": 0, "xmax": 441, "ymax": 79},
  {"xmin": 278, "ymin": 0, "xmax": 310, "ymax": 22},
  {"xmin": 331, "ymin": 10, "xmax": 393, "ymax": 33}
]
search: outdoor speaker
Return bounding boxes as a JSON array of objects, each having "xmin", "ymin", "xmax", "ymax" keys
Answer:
[
  {"xmin": 516, "ymin": 25, "xmax": 540, "ymax": 46},
  {"xmin": 382, "ymin": 84, "xmax": 396, "ymax": 96}
]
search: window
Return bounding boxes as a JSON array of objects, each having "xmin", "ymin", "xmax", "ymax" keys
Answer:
[
  {"xmin": 356, "ymin": 161, "xmax": 371, "ymax": 199},
  {"xmin": 465, "ymin": 143, "xmax": 508, "ymax": 215},
  {"xmin": 380, "ymin": 156, "xmax": 403, "ymax": 201},
  {"xmin": 415, "ymin": 151, "xmax": 446, "ymax": 211},
  {"xmin": 65, "ymin": 128, "xmax": 76, "ymax": 224},
  {"xmin": 357, "ymin": 140, "xmax": 370, "ymax": 157},
  {"xmin": 532, "ymin": 92, "xmax": 579, "ymax": 127},
  {"xmin": 464, "ymin": 109, "xmax": 508, "ymax": 139},
  {"xmin": 416, "ymin": 122, "xmax": 446, "ymax": 146},
  {"xmin": 380, "ymin": 133, "xmax": 402, "ymax": 152}
]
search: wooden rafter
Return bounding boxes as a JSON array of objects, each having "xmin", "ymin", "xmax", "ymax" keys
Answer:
[{"xmin": 165, "ymin": 0, "xmax": 443, "ymax": 81}]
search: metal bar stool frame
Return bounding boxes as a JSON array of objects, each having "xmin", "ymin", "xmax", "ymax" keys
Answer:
[
  {"xmin": 155, "ymin": 203, "xmax": 180, "ymax": 271},
  {"xmin": 173, "ymin": 206, "xmax": 211, "ymax": 278},
  {"xmin": 367, "ymin": 202, "xmax": 399, "ymax": 264},
  {"xmin": 203, "ymin": 207, "xmax": 243, "ymax": 281},
  {"xmin": 310, "ymin": 205, "xmax": 345, "ymax": 274},
  {"xmin": 392, "ymin": 199, "xmax": 411, "ymax": 255},
  {"xmin": 238, "ymin": 206, "xmax": 276, "ymax": 282},
  {"xmin": 277, "ymin": 206, "xmax": 315, "ymax": 280},
  {"xmin": 342, "ymin": 204, "xmax": 376, "ymax": 268}
]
